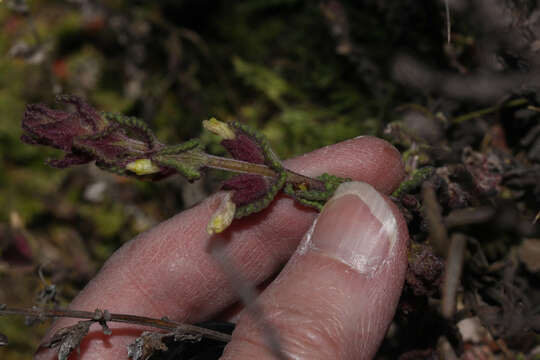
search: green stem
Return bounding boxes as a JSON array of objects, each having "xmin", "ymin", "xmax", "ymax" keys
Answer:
[{"xmin": 452, "ymin": 98, "xmax": 528, "ymax": 124}]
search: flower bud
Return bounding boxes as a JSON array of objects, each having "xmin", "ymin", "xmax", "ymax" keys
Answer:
[
  {"xmin": 202, "ymin": 118, "xmax": 236, "ymax": 140},
  {"xmin": 207, "ymin": 192, "xmax": 236, "ymax": 234},
  {"xmin": 126, "ymin": 159, "xmax": 161, "ymax": 175}
]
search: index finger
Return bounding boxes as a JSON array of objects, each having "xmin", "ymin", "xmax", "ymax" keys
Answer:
[{"xmin": 37, "ymin": 136, "xmax": 404, "ymax": 359}]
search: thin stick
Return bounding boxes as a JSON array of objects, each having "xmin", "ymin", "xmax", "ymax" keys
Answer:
[
  {"xmin": 209, "ymin": 238, "xmax": 288, "ymax": 360},
  {"xmin": 441, "ymin": 233, "xmax": 466, "ymax": 319},
  {"xmin": 443, "ymin": 207, "xmax": 495, "ymax": 228},
  {"xmin": 445, "ymin": 0, "xmax": 451, "ymax": 44},
  {"xmin": 0, "ymin": 306, "xmax": 231, "ymax": 343},
  {"xmin": 422, "ymin": 181, "xmax": 449, "ymax": 257}
]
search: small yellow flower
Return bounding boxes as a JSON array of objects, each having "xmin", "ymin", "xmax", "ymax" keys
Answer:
[
  {"xmin": 202, "ymin": 118, "xmax": 236, "ymax": 140},
  {"xmin": 207, "ymin": 192, "xmax": 236, "ymax": 234},
  {"xmin": 126, "ymin": 159, "xmax": 161, "ymax": 175}
]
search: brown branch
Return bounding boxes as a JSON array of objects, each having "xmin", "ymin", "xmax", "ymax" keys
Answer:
[
  {"xmin": 422, "ymin": 181, "xmax": 449, "ymax": 257},
  {"xmin": 443, "ymin": 206, "xmax": 495, "ymax": 228},
  {"xmin": 0, "ymin": 306, "xmax": 231, "ymax": 343},
  {"xmin": 441, "ymin": 233, "xmax": 467, "ymax": 319}
]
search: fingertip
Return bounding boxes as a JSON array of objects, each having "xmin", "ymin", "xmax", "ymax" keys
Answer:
[
  {"xmin": 349, "ymin": 136, "xmax": 406, "ymax": 194},
  {"xmin": 284, "ymin": 136, "xmax": 405, "ymax": 194},
  {"xmin": 308, "ymin": 181, "xmax": 405, "ymax": 275}
]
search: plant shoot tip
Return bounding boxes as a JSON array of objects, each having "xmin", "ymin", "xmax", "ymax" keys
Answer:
[{"xmin": 203, "ymin": 118, "xmax": 236, "ymax": 140}]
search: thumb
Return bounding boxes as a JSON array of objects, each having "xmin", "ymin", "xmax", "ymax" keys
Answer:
[{"xmin": 221, "ymin": 181, "xmax": 409, "ymax": 360}]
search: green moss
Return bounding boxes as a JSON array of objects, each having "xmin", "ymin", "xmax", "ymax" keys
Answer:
[
  {"xmin": 0, "ymin": 167, "xmax": 65, "ymax": 222},
  {"xmin": 79, "ymin": 202, "xmax": 127, "ymax": 238},
  {"xmin": 233, "ymin": 56, "xmax": 301, "ymax": 107},
  {"xmin": 153, "ymin": 94, "xmax": 195, "ymax": 142},
  {"xmin": 92, "ymin": 90, "xmax": 134, "ymax": 113},
  {"xmin": 0, "ymin": 317, "xmax": 46, "ymax": 359}
]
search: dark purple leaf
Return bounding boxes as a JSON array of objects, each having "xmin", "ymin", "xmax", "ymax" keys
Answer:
[
  {"xmin": 222, "ymin": 174, "xmax": 269, "ymax": 206},
  {"xmin": 221, "ymin": 133, "xmax": 265, "ymax": 164},
  {"xmin": 21, "ymin": 95, "xmax": 175, "ymax": 178}
]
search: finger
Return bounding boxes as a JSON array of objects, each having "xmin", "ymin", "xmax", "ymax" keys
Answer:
[
  {"xmin": 222, "ymin": 181, "xmax": 409, "ymax": 360},
  {"xmin": 36, "ymin": 137, "xmax": 404, "ymax": 359}
]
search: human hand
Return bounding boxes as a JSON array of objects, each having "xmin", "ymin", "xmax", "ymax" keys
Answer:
[{"xmin": 36, "ymin": 136, "xmax": 408, "ymax": 360}]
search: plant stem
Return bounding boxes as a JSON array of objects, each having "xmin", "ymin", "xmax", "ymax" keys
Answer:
[
  {"xmin": 0, "ymin": 306, "xmax": 231, "ymax": 343},
  {"xmin": 452, "ymin": 97, "xmax": 527, "ymax": 124},
  {"xmin": 204, "ymin": 155, "xmax": 326, "ymax": 190}
]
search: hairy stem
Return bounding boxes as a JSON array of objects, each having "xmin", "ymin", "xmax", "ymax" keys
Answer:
[
  {"xmin": 0, "ymin": 306, "xmax": 231, "ymax": 343},
  {"xmin": 205, "ymin": 154, "xmax": 326, "ymax": 190}
]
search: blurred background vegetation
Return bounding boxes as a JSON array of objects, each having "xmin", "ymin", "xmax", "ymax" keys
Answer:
[{"xmin": 1, "ymin": 0, "xmax": 539, "ymax": 359}]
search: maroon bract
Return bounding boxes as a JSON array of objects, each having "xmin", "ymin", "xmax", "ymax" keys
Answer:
[
  {"xmin": 222, "ymin": 174, "xmax": 269, "ymax": 206},
  {"xmin": 21, "ymin": 95, "xmax": 109, "ymax": 168},
  {"xmin": 210, "ymin": 120, "xmax": 280, "ymax": 207},
  {"xmin": 221, "ymin": 133, "xmax": 265, "ymax": 164},
  {"xmin": 21, "ymin": 95, "xmax": 173, "ymax": 179}
]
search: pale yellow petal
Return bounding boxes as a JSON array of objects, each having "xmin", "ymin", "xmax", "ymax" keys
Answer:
[
  {"xmin": 126, "ymin": 159, "xmax": 161, "ymax": 175},
  {"xmin": 202, "ymin": 118, "xmax": 236, "ymax": 140},
  {"xmin": 207, "ymin": 192, "xmax": 236, "ymax": 234}
]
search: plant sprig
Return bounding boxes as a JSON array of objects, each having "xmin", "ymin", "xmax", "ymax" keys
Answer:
[{"xmin": 21, "ymin": 95, "xmax": 350, "ymax": 234}]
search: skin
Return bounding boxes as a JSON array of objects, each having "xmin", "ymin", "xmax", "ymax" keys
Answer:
[{"xmin": 36, "ymin": 136, "xmax": 408, "ymax": 360}]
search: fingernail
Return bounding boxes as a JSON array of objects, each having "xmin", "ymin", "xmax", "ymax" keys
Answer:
[{"xmin": 308, "ymin": 182, "xmax": 398, "ymax": 274}]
